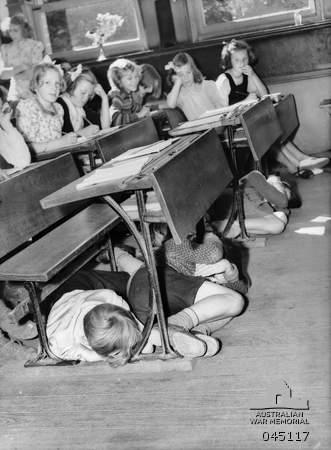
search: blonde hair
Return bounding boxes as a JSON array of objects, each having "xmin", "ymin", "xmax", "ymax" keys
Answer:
[
  {"xmin": 30, "ymin": 63, "xmax": 66, "ymax": 94},
  {"xmin": 83, "ymin": 303, "xmax": 142, "ymax": 367},
  {"xmin": 65, "ymin": 66, "xmax": 98, "ymax": 99},
  {"xmin": 107, "ymin": 59, "xmax": 141, "ymax": 91}
]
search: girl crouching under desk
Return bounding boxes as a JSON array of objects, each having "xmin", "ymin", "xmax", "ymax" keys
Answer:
[{"xmin": 46, "ymin": 239, "xmax": 245, "ymax": 366}]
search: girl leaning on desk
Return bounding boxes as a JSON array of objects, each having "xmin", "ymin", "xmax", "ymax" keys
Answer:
[
  {"xmin": 15, "ymin": 61, "xmax": 110, "ymax": 155},
  {"xmin": 216, "ymin": 39, "xmax": 329, "ymax": 177},
  {"xmin": 57, "ymin": 64, "xmax": 110, "ymax": 137},
  {"xmin": 15, "ymin": 62, "xmax": 78, "ymax": 155}
]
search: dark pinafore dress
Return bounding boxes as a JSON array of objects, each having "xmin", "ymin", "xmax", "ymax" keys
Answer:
[{"xmin": 225, "ymin": 73, "xmax": 249, "ymax": 105}]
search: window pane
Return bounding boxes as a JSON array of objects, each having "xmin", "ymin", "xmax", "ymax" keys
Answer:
[
  {"xmin": 45, "ymin": 0, "xmax": 139, "ymax": 53},
  {"xmin": 202, "ymin": 0, "xmax": 311, "ymax": 25}
]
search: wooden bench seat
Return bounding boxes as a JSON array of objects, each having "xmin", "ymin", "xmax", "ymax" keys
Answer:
[
  {"xmin": 0, "ymin": 153, "xmax": 120, "ymax": 366},
  {"xmin": 0, "ymin": 203, "xmax": 119, "ymax": 282}
]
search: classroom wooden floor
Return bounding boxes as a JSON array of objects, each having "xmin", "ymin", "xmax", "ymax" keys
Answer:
[{"xmin": 0, "ymin": 171, "xmax": 330, "ymax": 450}]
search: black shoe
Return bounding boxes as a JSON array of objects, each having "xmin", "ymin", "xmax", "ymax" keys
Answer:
[{"xmin": 295, "ymin": 169, "xmax": 314, "ymax": 179}]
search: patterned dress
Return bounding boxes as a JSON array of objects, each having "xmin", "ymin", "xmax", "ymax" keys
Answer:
[
  {"xmin": 109, "ymin": 89, "xmax": 143, "ymax": 126},
  {"xmin": 16, "ymin": 96, "xmax": 64, "ymax": 148}
]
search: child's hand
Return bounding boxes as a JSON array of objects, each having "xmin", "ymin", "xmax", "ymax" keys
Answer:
[
  {"xmin": 94, "ymin": 84, "xmax": 107, "ymax": 99},
  {"xmin": 246, "ymin": 92, "xmax": 258, "ymax": 101},
  {"xmin": 241, "ymin": 65, "xmax": 254, "ymax": 77},
  {"xmin": 0, "ymin": 168, "xmax": 9, "ymax": 181},
  {"xmin": 0, "ymin": 103, "xmax": 13, "ymax": 128},
  {"xmin": 78, "ymin": 124, "xmax": 100, "ymax": 137},
  {"xmin": 171, "ymin": 74, "xmax": 183, "ymax": 87},
  {"xmin": 195, "ymin": 259, "xmax": 232, "ymax": 277},
  {"xmin": 136, "ymin": 106, "xmax": 150, "ymax": 118},
  {"xmin": 62, "ymin": 132, "xmax": 78, "ymax": 145}
]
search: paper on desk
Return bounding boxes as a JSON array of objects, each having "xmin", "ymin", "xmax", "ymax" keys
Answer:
[
  {"xmin": 111, "ymin": 139, "xmax": 178, "ymax": 163},
  {"xmin": 311, "ymin": 216, "xmax": 331, "ymax": 223},
  {"xmin": 294, "ymin": 226, "xmax": 325, "ymax": 236},
  {"xmin": 174, "ymin": 115, "xmax": 223, "ymax": 130},
  {"xmin": 76, "ymin": 156, "xmax": 150, "ymax": 190},
  {"xmin": 97, "ymin": 126, "xmax": 120, "ymax": 136},
  {"xmin": 199, "ymin": 100, "xmax": 257, "ymax": 119}
]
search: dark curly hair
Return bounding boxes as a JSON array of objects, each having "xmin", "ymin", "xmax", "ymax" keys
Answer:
[{"xmin": 220, "ymin": 39, "xmax": 257, "ymax": 71}]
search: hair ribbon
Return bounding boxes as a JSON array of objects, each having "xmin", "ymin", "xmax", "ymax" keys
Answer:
[
  {"xmin": 164, "ymin": 61, "xmax": 175, "ymax": 71},
  {"xmin": 70, "ymin": 64, "xmax": 83, "ymax": 82},
  {"xmin": 41, "ymin": 55, "xmax": 64, "ymax": 76}
]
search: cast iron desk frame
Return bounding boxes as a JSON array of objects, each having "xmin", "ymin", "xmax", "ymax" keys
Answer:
[{"xmin": 41, "ymin": 130, "xmax": 232, "ymax": 362}]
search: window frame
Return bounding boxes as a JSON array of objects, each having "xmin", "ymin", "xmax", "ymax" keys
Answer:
[
  {"xmin": 186, "ymin": 0, "xmax": 324, "ymax": 42},
  {"xmin": 28, "ymin": 0, "xmax": 148, "ymax": 62}
]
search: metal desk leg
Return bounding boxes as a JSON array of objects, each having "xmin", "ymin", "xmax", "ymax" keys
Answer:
[
  {"xmin": 24, "ymin": 282, "xmax": 79, "ymax": 367},
  {"xmin": 222, "ymin": 125, "xmax": 250, "ymax": 240},
  {"xmin": 135, "ymin": 190, "xmax": 176, "ymax": 358},
  {"xmin": 102, "ymin": 195, "xmax": 177, "ymax": 361}
]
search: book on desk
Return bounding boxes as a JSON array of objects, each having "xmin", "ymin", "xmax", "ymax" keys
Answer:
[{"xmin": 76, "ymin": 139, "xmax": 178, "ymax": 190}]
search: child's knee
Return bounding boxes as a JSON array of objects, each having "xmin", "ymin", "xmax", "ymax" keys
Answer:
[
  {"xmin": 230, "ymin": 291, "xmax": 245, "ymax": 316},
  {"xmin": 266, "ymin": 214, "xmax": 287, "ymax": 234}
]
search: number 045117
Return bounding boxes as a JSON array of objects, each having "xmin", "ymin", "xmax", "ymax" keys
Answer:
[{"xmin": 262, "ymin": 431, "xmax": 309, "ymax": 441}]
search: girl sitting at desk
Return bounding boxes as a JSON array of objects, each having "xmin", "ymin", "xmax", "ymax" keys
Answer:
[
  {"xmin": 216, "ymin": 39, "xmax": 329, "ymax": 176},
  {"xmin": 16, "ymin": 62, "xmax": 78, "ymax": 155},
  {"xmin": 57, "ymin": 65, "xmax": 110, "ymax": 137},
  {"xmin": 165, "ymin": 52, "xmax": 225, "ymax": 120},
  {"xmin": 107, "ymin": 58, "xmax": 151, "ymax": 126},
  {"xmin": 0, "ymin": 85, "xmax": 31, "ymax": 170}
]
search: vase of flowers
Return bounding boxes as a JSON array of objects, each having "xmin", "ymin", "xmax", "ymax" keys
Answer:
[{"xmin": 85, "ymin": 13, "xmax": 124, "ymax": 62}]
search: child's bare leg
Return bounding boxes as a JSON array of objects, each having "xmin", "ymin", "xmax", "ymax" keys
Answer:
[
  {"xmin": 282, "ymin": 142, "xmax": 329, "ymax": 170},
  {"xmin": 214, "ymin": 213, "xmax": 286, "ymax": 237},
  {"xmin": 283, "ymin": 141, "xmax": 308, "ymax": 161},
  {"xmin": 280, "ymin": 143, "xmax": 302, "ymax": 166},
  {"xmin": 168, "ymin": 282, "xmax": 244, "ymax": 329},
  {"xmin": 244, "ymin": 214, "xmax": 287, "ymax": 235}
]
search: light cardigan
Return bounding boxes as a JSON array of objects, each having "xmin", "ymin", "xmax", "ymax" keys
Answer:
[
  {"xmin": 46, "ymin": 289, "xmax": 130, "ymax": 362},
  {"xmin": 176, "ymin": 79, "xmax": 225, "ymax": 120},
  {"xmin": 0, "ymin": 118, "xmax": 31, "ymax": 168}
]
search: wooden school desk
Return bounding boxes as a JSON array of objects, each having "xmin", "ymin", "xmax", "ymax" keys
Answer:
[
  {"xmin": 33, "ymin": 117, "xmax": 159, "ymax": 171},
  {"xmin": 169, "ymin": 102, "xmax": 256, "ymax": 239},
  {"xmin": 41, "ymin": 129, "xmax": 232, "ymax": 363},
  {"xmin": 169, "ymin": 98, "xmax": 285, "ymax": 240}
]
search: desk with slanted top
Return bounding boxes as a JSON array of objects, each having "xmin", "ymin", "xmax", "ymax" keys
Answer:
[
  {"xmin": 41, "ymin": 129, "xmax": 232, "ymax": 363},
  {"xmin": 34, "ymin": 117, "xmax": 159, "ymax": 171},
  {"xmin": 169, "ymin": 99, "xmax": 284, "ymax": 240},
  {"xmin": 169, "ymin": 101, "xmax": 256, "ymax": 239}
]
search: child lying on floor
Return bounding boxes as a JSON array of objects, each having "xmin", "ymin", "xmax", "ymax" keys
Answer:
[{"xmin": 46, "ymin": 241, "xmax": 245, "ymax": 366}]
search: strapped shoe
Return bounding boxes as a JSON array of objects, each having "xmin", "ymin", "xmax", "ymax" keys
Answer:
[
  {"xmin": 191, "ymin": 331, "xmax": 221, "ymax": 357},
  {"xmin": 167, "ymin": 325, "xmax": 207, "ymax": 358}
]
